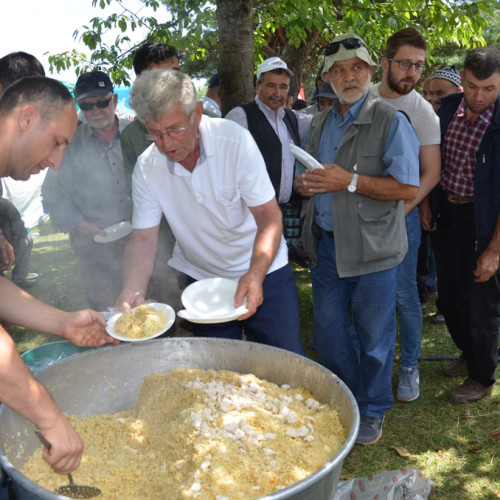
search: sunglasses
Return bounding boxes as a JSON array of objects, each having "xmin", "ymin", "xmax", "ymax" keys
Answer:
[
  {"xmin": 324, "ymin": 38, "xmax": 367, "ymax": 56},
  {"xmin": 78, "ymin": 96, "xmax": 112, "ymax": 111}
]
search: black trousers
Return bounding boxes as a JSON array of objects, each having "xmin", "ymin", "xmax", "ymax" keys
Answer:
[{"xmin": 432, "ymin": 198, "xmax": 500, "ymax": 386}]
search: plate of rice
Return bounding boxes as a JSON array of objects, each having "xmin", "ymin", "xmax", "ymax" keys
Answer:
[{"xmin": 106, "ymin": 303, "xmax": 175, "ymax": 342}]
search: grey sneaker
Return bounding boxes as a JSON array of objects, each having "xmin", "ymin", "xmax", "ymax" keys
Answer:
[
  {"xmin": 356, "ymin": 415, "xmax": 384, "ymax": 445},
  {"xmin": 397, "ymin": 366, "xmax": 420, "ymax": 402}
]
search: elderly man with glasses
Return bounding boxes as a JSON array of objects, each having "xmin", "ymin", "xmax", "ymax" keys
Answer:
[
  {"xmin": 295, "ymin": 33, "xmax": 420, "ymax": 445},
  {"xmin": 116, "ymin": 68, "xmax": 304, "ymax": 355},
  {"xmin": 42, "ymin": 70, "xmax": 132, "ymax": 310}
]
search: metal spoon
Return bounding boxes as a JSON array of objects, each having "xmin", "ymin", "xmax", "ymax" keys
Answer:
[{"xmin": 34, "ymin": 430, "xmax": 101, "ymax": 498}]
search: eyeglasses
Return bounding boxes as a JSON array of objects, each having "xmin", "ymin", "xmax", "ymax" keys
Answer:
[
  {"xmin": 324, "ymin": 38, "xmax": 367, "ymax": 56},
  {"xmin": 145, "ymin": 112, "xmax": 194, "ymax": 141},
  {"xmin": 78, "ymin": 97, "xmax": 112, "ymax": 111},
  {"xmin": 388, "ymin": 58, "xmax": 426, "ymax": 72}
]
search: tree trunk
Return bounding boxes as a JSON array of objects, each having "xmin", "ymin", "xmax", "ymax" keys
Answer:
[{"xmin": 216, "ymin": 0, "xmax": 255, "ymax": 116}]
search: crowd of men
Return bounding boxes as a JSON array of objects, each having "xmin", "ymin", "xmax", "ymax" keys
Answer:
[{"xmin": 0, "ymin": 26, "xmax": 499, "ymax": 478}]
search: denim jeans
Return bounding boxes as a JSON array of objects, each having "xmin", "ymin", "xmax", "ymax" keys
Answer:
[
  {"xmin": 310, "ymin": 233, "xmax": 398, "ymax": 417},
  {"xmin": 396, "ymin": 208, "xmax": 422, "ymax": 368}
]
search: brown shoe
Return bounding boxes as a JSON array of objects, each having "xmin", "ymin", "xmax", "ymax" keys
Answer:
[
  {"xmin": 442, "ymin": 356, "xmax": 468, "ymax": 377},
  {"xmin": 450, "ymin": 377, "xmax": 494, "ymax": 403}
]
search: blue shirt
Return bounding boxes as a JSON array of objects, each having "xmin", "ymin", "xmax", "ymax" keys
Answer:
[{"xmin": 313, "ymin": 94, "xmax": 420, "ymax": 231}]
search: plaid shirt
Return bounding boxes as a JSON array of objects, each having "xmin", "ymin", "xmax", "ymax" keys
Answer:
[{"xmin": 440, "ymin": 98, "xmax": 494, "ymax": 197}]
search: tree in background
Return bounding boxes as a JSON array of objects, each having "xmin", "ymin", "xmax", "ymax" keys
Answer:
[{"xmin": 48, "ymin": 0, "xmax": 498, "ymax": 113}]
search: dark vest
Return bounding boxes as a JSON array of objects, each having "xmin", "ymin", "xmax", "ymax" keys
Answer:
[{"xmin": 241, "ymin": 101, "xmax": 301, "ymax": 201}]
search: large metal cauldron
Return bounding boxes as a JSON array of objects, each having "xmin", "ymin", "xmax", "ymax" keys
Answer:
[{"xmin": 0, "ymin": 338, "xmax": 359, "ymax": 499}]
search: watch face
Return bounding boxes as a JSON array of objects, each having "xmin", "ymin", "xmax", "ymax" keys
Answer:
[{"xmin": 348, "ymin": 184, "xmax": 355, "ymax": 193}]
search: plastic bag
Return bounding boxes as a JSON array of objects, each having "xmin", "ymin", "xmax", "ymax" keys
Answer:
[{"xmin": 334, "ymin": 468, "xmax": 434, "ymax": 499}]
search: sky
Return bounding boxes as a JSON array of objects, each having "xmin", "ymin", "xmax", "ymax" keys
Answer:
[{"xmin": 0, "ymin": 0, "xmax": 169, "ymax": 83}]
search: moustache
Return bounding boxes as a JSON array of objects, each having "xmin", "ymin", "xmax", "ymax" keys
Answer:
[{"xmin": 269, "ymin": 96, "xmax": 284, "ymax": 103}]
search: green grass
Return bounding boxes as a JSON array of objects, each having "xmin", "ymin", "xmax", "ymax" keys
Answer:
[{"xmin": 8, "ymin": 222, "xmax": 500, "ymax": 499}]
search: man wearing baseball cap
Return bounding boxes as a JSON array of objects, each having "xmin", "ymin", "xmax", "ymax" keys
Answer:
[
  {"xmin": 429, "ymin": 66, "xmax": 462, "ymax": 111},
  {"xmin": 42, "ymin": 70, "xmax": 132, "ymax": 310},
  {"xmin": 226, "ymin": 57, "xmax": 312, "ymax": 206},
  {"xmin": 295, "ymin": 33, "xmax": 420, "ymax": 445}
]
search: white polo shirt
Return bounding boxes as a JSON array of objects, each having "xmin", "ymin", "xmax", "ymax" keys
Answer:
[{"xmin": 132, "ymin": 116, "xmax": 288, "ymax": 280}]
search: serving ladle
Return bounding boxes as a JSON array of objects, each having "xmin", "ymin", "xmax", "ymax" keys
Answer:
[{"xmin": 34, "ymin": 430, "xmax": 101, "ymax": 498}]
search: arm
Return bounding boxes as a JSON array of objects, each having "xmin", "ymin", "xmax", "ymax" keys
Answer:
[
  {"xmin": 0, "ymin": 328, "xmax": 83, "ymax": 474},
  {"xmin": 116, "ymin": 226, "xmax": 159, "ymax": 309},
  {"xmin": 474, "ymin": 213, "xmax": 500, "ymax": 283},
  {"xmin": 0, "ymin": 277, "xmax": 118, "ymax": 346},
  {"xmin": 295, "ymin": 165, "xmax": 418, "ymax": 201},
  {"xmin": 404, "ymin": 144, "xmax": 441, "ymax": 216},
  {"xmin": 234, "ymin": 198, "xmax": 283, "ymax": 319}
]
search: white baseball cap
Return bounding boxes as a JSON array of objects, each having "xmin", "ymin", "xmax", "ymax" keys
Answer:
[{"xmin": 256, "ymin": 57, "xmax": 294, "ymax": 80}]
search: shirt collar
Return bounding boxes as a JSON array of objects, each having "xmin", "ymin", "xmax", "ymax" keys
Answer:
[
  {"xmin": 255, "ymin": 95, "xmax": 285, "ymax": 120},
  {"xmin": 458, "ymin": 97, "xmax": 495, "ymax": 125}
]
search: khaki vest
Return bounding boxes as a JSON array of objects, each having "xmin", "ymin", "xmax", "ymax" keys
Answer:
[{"xmin": 302, "ymin": 93, "xmax": 408, "ymax": 277}]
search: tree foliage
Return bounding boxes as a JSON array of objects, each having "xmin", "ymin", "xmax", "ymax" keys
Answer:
[{"xmin": 48, "ymin": 0, "xmax": 497, "ymax": 100}]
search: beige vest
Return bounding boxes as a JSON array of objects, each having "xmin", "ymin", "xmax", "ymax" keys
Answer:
[{"xmin": 302, "ymin": 93, "xmax": 408, "ymax": 277}]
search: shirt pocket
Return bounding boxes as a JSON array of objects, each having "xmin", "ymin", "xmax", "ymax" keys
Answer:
[{"xmin": 215, "ymin": 186, "xmax": 244, "ymax": 227}]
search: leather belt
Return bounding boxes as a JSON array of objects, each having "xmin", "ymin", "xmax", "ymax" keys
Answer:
[{"xmin": 446, "ymin": 192, "xmax": 473, "ymax": 204}]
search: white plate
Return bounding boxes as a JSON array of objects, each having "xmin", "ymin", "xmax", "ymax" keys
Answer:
[
  {"xmin": 181, "ymin": 277, "xmax": 247, "ymax": 318},
  {"xmin": 106, "ymin": 303, "xmax": 175, "ymax": 342},
  {"xmin": 94, "ymin": 221, "xmax": 132, "ymax": 243},
  {"xmin": 177, "ymin": 306, "xmax": 248, "ymax": 324},
  {"xmin": 26, "ymin": 273, "xmax": 38, "ymax": 280},
  {"xmin": 289, "ymin": 144, "xmax": 324, "ymax": 171}
]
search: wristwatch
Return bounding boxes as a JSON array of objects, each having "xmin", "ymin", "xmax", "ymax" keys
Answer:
[{"xmin": 347, "ymin": 173, "xmax": 358, "ymax": 193}]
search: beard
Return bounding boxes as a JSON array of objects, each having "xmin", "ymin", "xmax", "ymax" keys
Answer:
[
  {"xmin": 387, "ymin": 65, "xmax": 418, "ymax": 96},
  {"xmin": 331, "ymin": 78, "xmax": 371, "ymax": 105}
]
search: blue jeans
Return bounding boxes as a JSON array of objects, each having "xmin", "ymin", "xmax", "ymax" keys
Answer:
[
  {"xmin": 396, "ymin": 208, "xmax": 422, "ymax": 368},
  {"xmin": 190, "ymin": 265, "xmax": 305, "ymax": 356},
  {"xmin": 310, "ymin": 233, "xmax": 398, "ymax": 417}
]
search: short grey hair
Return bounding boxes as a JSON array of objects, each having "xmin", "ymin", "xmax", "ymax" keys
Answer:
[{"xmin": 130, "ymin": 68, "xmax": 197, "ymax": 123}]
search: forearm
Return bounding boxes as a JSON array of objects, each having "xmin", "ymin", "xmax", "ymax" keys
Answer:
[
  {"xmin": 121, "ymin": 229, "xmax": 158, "ymax": 295},
  {"xmin": 0, "ymin": 278, "xmax": 72, "ymax": 335},
  {"xmin": 0, "ymin": 329, "xmax": 65, "ymax": 429},
  {"xmin": 356, "ymin": 174, "xmax": 418, "ymax": 201}
]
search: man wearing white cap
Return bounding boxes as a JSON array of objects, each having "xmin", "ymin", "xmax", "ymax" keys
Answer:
[
  {"xmin": 226, "ymin": 57, "xmax": 312, "ymax": 206},
  {"xmin": 295, "ymin": 34, "xmax": 420, "ymax": 445},
  {"xmin": 429, "ymin": 66, "xmax": 463, "ymax": 111}
]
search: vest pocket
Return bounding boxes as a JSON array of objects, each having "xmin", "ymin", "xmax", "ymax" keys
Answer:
[{"xmin": 357, "ymin": 202, "xmax": 403, "ymax": 262}]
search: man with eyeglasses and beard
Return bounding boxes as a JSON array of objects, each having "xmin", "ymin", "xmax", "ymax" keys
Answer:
[
  {"xmin": 371, "ymin": 27, "xmax": 441, "ymax": 404},
  {"xmin": 42, "ymin": 71, "xmax": 132, "ymax": 311},
  {"xmin": 117, "ymin": 69, "xmax": 305, "ymax": 356},
  {"xmin": 295, "ymin": 34, "xmax": 420, "ymax": 445}
]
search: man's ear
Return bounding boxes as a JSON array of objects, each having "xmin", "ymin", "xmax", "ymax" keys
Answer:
[
  {"xmin": 18, "ymin": 104, "xmax": 38, "ymax": 132},
  {"xmin": 381, "ymin": 57, "xmax": 390, "ymax": 74}
]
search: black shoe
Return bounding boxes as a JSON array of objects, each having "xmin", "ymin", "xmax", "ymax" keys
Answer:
[
  {"xmin": 433, "ymin": 313, "xmax": 446, "ymax": 325},
  {"xmin": 13, "ymin": 278, "xmax": 37, "ymax": 288}
]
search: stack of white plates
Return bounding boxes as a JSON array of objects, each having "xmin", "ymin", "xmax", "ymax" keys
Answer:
[{"xmin": 177, "ymin": 277, "xmax": 248, "ymax": 324}]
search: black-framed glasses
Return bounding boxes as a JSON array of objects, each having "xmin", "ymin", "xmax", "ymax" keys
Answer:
[
  {"xmin": 145, "ymin": 112, "xmax": 194, "ymax": 142},
  {"xmin": 78, "ymin": 96, "xmax": 112, "ymax": 111},
  {"xmin": 324, "ymin": 38, "xmax": 367, "ymax": 56},
  {"xmin": 388, "ymin": 58, "xmax": 426, "ymax": 72}
]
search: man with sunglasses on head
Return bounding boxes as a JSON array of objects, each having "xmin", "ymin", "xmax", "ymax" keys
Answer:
[
  {"xmin": 295, "ymin": 34, "xmax": 420, "ymax": 445},
  {"xmin": 42, "ymin": 70, "xmax": 132, "ymax": 310},
  {"xmin": 117, "ymin": 69, "xmax": 305, "ymax": 355},
  {"xmin": 371, "ymin": 27, "xmax": 441, "ymax": 403}
]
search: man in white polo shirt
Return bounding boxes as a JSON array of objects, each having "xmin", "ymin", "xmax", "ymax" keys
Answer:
[{"xmin": 117, "ymin": 68, "xmax": 304, "ymax": 355}]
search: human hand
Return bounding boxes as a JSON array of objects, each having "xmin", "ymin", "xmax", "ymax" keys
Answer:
[
  {"xmin": 295, "ymin": 164, "xmax": 350, "ymax": 196},
  {"xmin": 75, "ymin": 220, "xmax": 107, "ymax": 239},
  {"xmin": 0, "ymin": 234, "xmax": 15, "ymax": 271},
  {"xmin": 37, "ymin": 419, "xmax": 83, "ymax": 474},
  {"xmin": 115, "ymin": 289, "xmax": 145, "ymax": 312},
  {"xmin": 419, "ymin": 199, "xmax": 436, "ymax": 232},
  {"xmin": 474, "ymin": 249, "xmax": 499, "ymax": 283},
  {"xmin": 60, "ymin": 310, "xmax": 119, "ymax": 346},
  {"xmin": 234, "ymin": 272, "xmax": 264, "ymax": 320}
]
